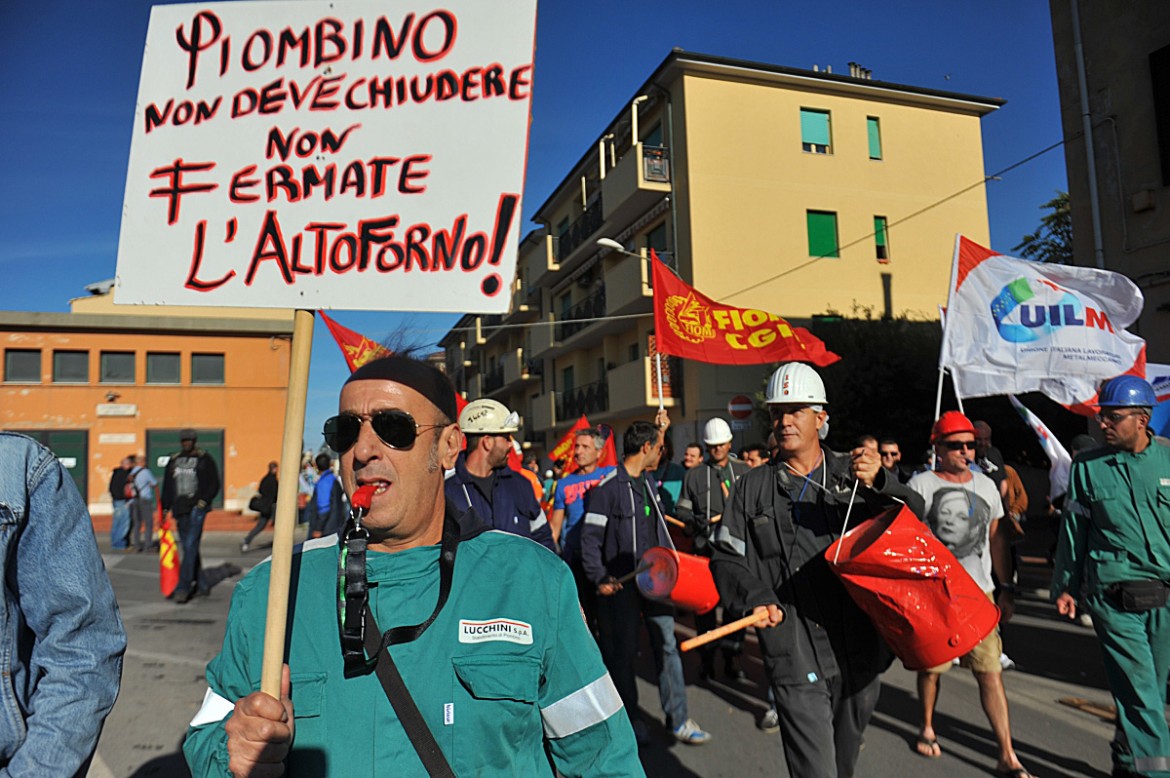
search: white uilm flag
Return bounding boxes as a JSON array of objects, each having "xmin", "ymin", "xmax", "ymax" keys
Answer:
[{"xmin": 940, "ymin": 236, "xmax": 1146, "ymax": 412}]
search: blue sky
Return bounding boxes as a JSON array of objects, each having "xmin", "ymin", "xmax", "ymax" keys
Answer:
[{"xmin": 0, "ymin": 1, "xmax": 1066, "ymax": 448}]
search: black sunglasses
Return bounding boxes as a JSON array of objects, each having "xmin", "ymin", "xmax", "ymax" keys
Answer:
[
  {"xmin": 323, "ymin": 410, "xmax": 446, "ymax": 453},
  {"xmin": 939, "ymin": 440, "xmax": 976, "ymax": 451}
]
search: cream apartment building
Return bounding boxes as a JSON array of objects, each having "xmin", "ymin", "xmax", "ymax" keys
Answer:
[{"xmin": 442, "ymin": 50, "xmax": 1002, "ymax": 454}]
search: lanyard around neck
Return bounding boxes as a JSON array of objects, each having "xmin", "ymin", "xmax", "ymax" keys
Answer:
[{"xmin": 339, "ymin": 509, "xmax": 460, "ymax": 676}]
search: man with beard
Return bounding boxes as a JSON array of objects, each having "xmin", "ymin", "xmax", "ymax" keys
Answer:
[{"xmin": 445, "ymin": 399, "xmax": 555, "ymax": 551}]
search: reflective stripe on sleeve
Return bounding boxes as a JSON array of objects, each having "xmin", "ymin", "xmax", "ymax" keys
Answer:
[
  {"xmin": 1134, "ymin": 756, "xmax": 1170, "ymax": 772},
  {"xmin": 584, "ymin": 512, "xmax": 608, "ymax": 527},
  {"xmin": 530, "ymin": 513, "xmax": 549, "ymax": 532},
  {"xmin": 711, "ymin": 525, "xmax": 746, "ymax": 556},
  {"xmin": 190, "ymin": 687, "xmax": 235, "ymax": 728},
  {"xmin": 541, "ymin": 672, "xmax": 624, "ymax": 739}
]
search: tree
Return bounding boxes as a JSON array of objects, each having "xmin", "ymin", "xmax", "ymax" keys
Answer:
[{"xmin": 1013, "ymin": 191, "xmax": 1072, "ymax": 263}]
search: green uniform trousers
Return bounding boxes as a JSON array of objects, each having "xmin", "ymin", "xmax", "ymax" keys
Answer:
[{"xmin": 1086, "ymin": 591, "xmax": 1170, "ymax": 777}]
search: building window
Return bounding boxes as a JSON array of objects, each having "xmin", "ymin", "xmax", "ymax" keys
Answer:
[
  {"xmin": 1151, "ymin": 43, "xmax": 1170, "ymax": 186},
  {"xmin": 643, "ymin": 122, "xmax": 663, "ymax": 148},
  {"xmin": 806, "ymin": 211, "xmax": 840, "ymax": 258},
  {"xmin": 146, "ymin": 352, "xmax": 181, "ymax": 384},
  {"xmin": 628, "ymin": 342, "xmax": 640, "ymax": 363},
  {"xmin": 100, "ymin": 351, "xmax": 135, "ymax": 383},
  {"xmin": 52, "ymin": 350, "xmax": 88, "ymax": 383},
  {"xmin": 559, "ymin": 293, "xmax": 572, "ymax": 319},
  {"xmin": 646, "ymin": 222, "xmax": 668, "ymax": 256},
  {"xmin": 800, "ymin": 108, "xmax": 832, "ymax": 154},
  {"xmin": 867, "ymin": 117, "xmax": 883, "ymax": 160},
  {"xmin": 561, "ymin": 366, "xmax": 575, "ymax": 394},
  {"xmin": 874, "ymin": 216, "xmax": 890, "ymax": 261},
  {"xmin": 191, "ymin": 353, "xmax": 225, "ymax": 384},
  {"xmin": 4, "ymin": 349, "xmax": 40, "ymax": 383}
]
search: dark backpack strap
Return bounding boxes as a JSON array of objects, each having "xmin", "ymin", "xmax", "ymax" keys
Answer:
[{"xmin": 364, "ymin": 608, "xmax": 456, "ymax": 778}]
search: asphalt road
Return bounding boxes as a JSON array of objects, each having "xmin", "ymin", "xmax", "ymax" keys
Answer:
[{"xmin": 88, "ymin": 529, "xmax": 1153, "ymax": 777}]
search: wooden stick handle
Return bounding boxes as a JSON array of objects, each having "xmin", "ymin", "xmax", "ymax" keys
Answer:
[
  {"xmin": 665, "ymin": 514, "xmax": 685, "ymax": 528},
  {"xmin": 607, "ymin": 561, "xmax": 652, "ymax": 588},
  {"xmin": 680, "ymin": 611, "xmax": 778, "ymax": 652},
  {"xmin": 261, "ymin": 309, "xmax": 314, "ymax": 698}
]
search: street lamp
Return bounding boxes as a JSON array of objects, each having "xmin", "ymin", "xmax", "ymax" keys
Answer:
[{"xmin": 596, "ymin": 237, "xmax": 674, "ymax": 266}]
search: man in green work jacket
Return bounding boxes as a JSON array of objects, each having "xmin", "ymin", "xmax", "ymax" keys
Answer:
[
  {"xmin": 183, "ymin": 355, "xmax": 641, "ymax": 777},
  {"xmin": 1053, "ymin": 375, "xmax": 1170, "ymax": 778}
]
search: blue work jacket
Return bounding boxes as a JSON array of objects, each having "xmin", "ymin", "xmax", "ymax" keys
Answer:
[{"xmin": 446, "ymin": 453, "xmax": 556, "ymax": 552}]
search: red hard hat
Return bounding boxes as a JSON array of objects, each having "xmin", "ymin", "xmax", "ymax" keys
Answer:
[{"xmin": 931, "ymin": 411, "xmax": 975, "ymax": 442}]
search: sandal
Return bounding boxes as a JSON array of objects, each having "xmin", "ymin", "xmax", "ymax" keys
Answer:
[{"xmin": 914, "ymin": 735, "xmax": 941, "ymax": 758}]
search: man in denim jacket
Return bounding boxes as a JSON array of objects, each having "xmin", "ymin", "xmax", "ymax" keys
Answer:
[{"xmin": 0, "ymin": 432, "xmax": 126, "ymax": 775}]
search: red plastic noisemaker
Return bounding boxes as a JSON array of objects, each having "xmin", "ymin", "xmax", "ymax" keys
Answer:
[
  {"xmin": 825, "ymin": 504, "xmax": 999, "ymax": 670},
  {"xmin": 636, "ymin": 546, "xmax": 720, "ymax": 614}
]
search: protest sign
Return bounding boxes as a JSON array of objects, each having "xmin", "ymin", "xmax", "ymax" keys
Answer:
[{"xmin": 116, "ymin": 0, "xmax": 536, "ymax": 313}]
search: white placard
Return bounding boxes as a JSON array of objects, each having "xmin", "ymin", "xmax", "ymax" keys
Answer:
[
  {"xmin": 99, "ymin": 433, "xmax": 138, "ymax": 444},
  {"xmin": 116, "ymin": 0, "xmax": 536, "ymax": 313}
]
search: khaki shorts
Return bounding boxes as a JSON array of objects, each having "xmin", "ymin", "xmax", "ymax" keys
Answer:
[{"xmin": 926, "ymin": 592, "xmax": 1002, "ymax": 675}]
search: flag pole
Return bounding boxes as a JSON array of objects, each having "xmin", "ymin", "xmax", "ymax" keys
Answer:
[
  {"xmin": 261, "ymin": 308, "xmax": 315, "ymax": 698},
  {"xmin": 655, "ymin": 353, "xmax": 665, "ymax": 412}
]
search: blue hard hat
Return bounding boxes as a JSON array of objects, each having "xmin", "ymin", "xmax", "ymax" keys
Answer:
[{"xmin": 1097, "ymin": 375, "xmax": 1157, "ymax": 408}]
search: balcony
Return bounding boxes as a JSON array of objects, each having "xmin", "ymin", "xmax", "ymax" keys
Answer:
[
  {"xmin": 530, "ymin": 314, "xmax": 558, "ymax": 357},
  {"xmin": 557, "ymin": 287, "xmax": 606, "ymax": 342},
  {"xmin": 502, "ymin": 349, "xmax": 543, "ymax": 385},
  {"xmin": 538, "ymin": 233, "xmax": 561, "ymax": 280},
  {"xmin": 606, "ymin": 357, "xmax": 678, "ymax": 416},
  {"xmin": 602, "ymin": 144, "xmax": 671, "ymax": 227},
  {"xmin": 483, "ymin": 363, "xmax": 505, "ymax": 393},
  {"xmin": 603, "ymin": 252, "xmax": 651, "ymax": 317},
  {"xmin": 504, "ymin": 278, "xmax": 538, "ymax": 322},
  {"xmin": 558, "ymin": 379, "xmax": 609, "ymax": 421},
  {"xmin": 465, "ymin": 373, "xmax": 483, "ymax": 400},
  {"xmin": 556, "ymin": 196, "xmax": 605, "ymax": 264},
  {"xmin": 531, "ymin": 390, "xmax": 558, "ymax": 431}
]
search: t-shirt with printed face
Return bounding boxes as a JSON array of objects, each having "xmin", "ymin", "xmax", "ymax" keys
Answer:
[{"xmin": 908, "ymin": 470, "xmax": 1003, "ymax": 592}]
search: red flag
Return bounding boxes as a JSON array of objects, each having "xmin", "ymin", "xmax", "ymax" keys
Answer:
[
  {"xmin": 550, "ymin": 416, "xmax": 590, "ymax": 476},
  {"xmin": 319, "ymin": 312, "xmax": 393, "ymax": 372},
  {"xmin": 318, "ymin": 311, "xmax": 468, "ymax": 419},
  {"xmin": 158, "ymin": 501, "xmax": 179, "ymax": 599},
  {"xmin": 650, "ymin": 251, "xmax": 839, "ymax": 366},
  {"xmin": 596, "ymin": 423, "xmax": 619, "ymax": 470}
]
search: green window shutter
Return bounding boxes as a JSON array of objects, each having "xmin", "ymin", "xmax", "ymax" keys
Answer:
[
  {"xmin": 800, "ymin": 109, "xmax": 831, "ymax": 147},
  {"xmin": 807, "ymin": 211, "xmax": 839, "ymax": 258},
  {"xmin": 874, "ymin": 216, "xmax": 889, "ymax": 260},
  {"xmin": 867, "ymin": 117, "xmax": 882, "ymax": 159}
]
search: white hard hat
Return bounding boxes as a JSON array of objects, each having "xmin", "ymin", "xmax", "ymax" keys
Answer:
[
  {"xmin": 703, "ymin": 418, "xmax": 733, "ymax": 445},
  {"xmin": 458, "ymin": 399, "xmax": 520, "ymax": 434},
  {"xmin": 765, "ymin": 363, "xmax": 828, "ymax": 405}
]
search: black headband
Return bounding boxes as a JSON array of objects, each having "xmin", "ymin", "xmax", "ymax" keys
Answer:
[{"xmin": 345, "ymin": 356, "xmax": 459, "ymax": 422}]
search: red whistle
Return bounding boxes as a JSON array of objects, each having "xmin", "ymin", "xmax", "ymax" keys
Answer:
[{"xmin": 351, "ymin": 484, "xmax": 377, "ymax": 511}]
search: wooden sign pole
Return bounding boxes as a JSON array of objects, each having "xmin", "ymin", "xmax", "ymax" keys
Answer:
[{"xmin": 261, "ymin": 308, "xmax": 315, "ymax": 698}]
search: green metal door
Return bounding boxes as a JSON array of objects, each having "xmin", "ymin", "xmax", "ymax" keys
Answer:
[{"xmin": 146, "ymin": 429, "xmax": 225, "ymax": 509}]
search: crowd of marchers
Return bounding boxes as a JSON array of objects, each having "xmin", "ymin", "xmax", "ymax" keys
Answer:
[{"xmin": 1, "ymin": 356, "xmax": 1165, "ymax": 778}]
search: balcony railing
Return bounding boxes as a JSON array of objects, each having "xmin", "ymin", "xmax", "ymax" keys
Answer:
[
  {"xmin": 524, "ymin": 358, "xmax": 543, "ymax": 377},
  {"xmin": 556, "ymin": 286, "xmax": 606, "ymax": 341},
  {"xmin": 484, "ymin": 364, "xmax": 504, "ymax": 393},
  {"xmin": 558, "ymin": 379, "xmax": 609, "ymax": 420},
  {"xmin": 556, "ymin": 197, "xmax": 604, "ymax": 259}
]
